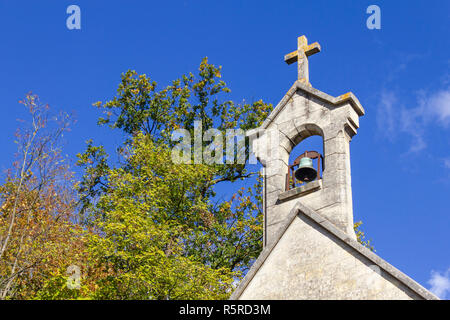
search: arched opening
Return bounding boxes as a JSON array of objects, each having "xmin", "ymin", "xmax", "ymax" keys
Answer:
[{"xmin": 287, "ymin": 134, "xmax": 324, "ymax": 190}]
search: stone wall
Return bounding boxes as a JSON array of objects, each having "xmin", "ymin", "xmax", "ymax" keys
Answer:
[{"xmin": 239, "ymin": 213, "xmax": 421, "ymax": 300}]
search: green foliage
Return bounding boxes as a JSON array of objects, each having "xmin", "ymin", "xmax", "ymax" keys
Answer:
[
  {"xmin": 85, "ymin": 134, "xmax": 234, "ymax": 299},
  {"xmin": 95, "ymin": 58, "xmax": 271, "ymax": 138},
  {"xmin": 75, "ymin": 140, "xmax": 110, "ymax": 221},
  {"xmin": 76, "ymin": 58, "xmax": 272, "ymax": 299},
  {"xmin": 92, "ymin": 57, "xmax": 272, "ymax": 183},
  {"xmin": 32, "ymin": 268, "xmax": 90, "ymax": 300},
  {"xmin": 354, "ymin": 221, "xmax": 375, "ymax": 252}
]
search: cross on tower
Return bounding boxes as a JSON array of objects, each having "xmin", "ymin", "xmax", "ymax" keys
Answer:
[{"xmin": 284, "ymin": 35, "xmax": 321, "ymax": 85}]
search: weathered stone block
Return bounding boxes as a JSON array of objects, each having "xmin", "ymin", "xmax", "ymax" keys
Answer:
[
  {"xmin": 266, "ymin": 190, "xmax": 281, "ymax": 207},
  {"xmin": 278, "ymin": 180, "xmax": 322, "ymax": 202},
  {"xmin": 324, "ymin": 132, "xmax": 347, "ymax": 156},
  {"xmin": 266, "ymin": 174, "xmax": 285, "ymax": 194}
]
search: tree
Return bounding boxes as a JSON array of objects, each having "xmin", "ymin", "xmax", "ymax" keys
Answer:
[
  {"xmin": 84, "ymin": 134, "xmax": 233, "ymax": 299},
  {"xmin": 76, "ymin": 58, "xmax": 271, "ymax": 298},
  {"xmin": 0, "ymin": 94, "xmax": 90, "ymax": 299}
]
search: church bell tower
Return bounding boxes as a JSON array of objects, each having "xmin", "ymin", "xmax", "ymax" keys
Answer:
[
  {"xmin": 249, "ymin": 35, "xmax": 364, "ymax": 247},
  {"xmin": 232, "ymin": 35, "xmax": 437, "ymax": 300}
]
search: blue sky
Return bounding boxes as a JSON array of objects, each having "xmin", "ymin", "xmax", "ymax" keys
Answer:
[{"xmin": 0, "ymin": 1, "xmax": 449, "ymax": 298}]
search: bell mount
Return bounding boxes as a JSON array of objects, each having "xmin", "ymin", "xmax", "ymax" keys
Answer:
[{"xmin": 286, "ymin": 151, "xmax": 323, "ymax": 191}]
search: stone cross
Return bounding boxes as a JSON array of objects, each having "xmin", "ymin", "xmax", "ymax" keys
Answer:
[{"xmin": 284, "ymin": 35, "xmax": 321, "ymax": 85}]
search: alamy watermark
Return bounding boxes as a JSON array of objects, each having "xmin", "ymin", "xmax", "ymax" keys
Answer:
[
  {"xmin": 66, "ymin": 264, "xmax": 81, "ymax": 290},
  {"xmin": 66, "ymin": 5, "xmax": 81, "ymax": 30},
  {"xmin": 366, "ymin": 5, "xmax": 381, "ymax": 30},
  {"xmin": 171, "ymin": 122, "xmax": 282, "ymax": 175}
]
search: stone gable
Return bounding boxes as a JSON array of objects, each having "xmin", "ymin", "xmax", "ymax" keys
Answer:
[{"xmin": 231, "ymin": 203, "xmax": 438, "ymax": 300}]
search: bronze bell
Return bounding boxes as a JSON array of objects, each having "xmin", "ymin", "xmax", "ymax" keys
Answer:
[{"xmin": 294, "ymin": 157, "xmax": 317, "ymax": 182}]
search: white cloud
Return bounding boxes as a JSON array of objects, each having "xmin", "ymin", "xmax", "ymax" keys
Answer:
[
  {"xmin": 377, "ymin": 90, "xmax": 427, "ymax": 152},
  {"xmin": 377, "ymin": 87, "xmax": 450, "ymax": 153},
  {"xmin": 377, "ymin": 91, "xmax": 397, "ymax": 139},
  {"xmin": 428, "ymin": 268, "xmax": 450, "ymax": 299},
  {"xmin": 444, "ymin": 158, "xmax": 450, "ymax": 169},
  {"xmin": 399, "ymin": 106, "xmax": 427, "ymax": 153},
  {"xmin": 429, "ymin": 89, "xmax": 450, "ymax": 126}
]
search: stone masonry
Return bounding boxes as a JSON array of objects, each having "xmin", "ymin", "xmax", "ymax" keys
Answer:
[
  {"xmin": 248, "ymin": 80, "xmax": 364, "ymax": 248},
  {"xmin": 231, "ymin": 203, "xmax": 437, "ymax": 300}
]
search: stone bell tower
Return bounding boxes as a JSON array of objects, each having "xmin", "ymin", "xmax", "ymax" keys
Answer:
[
  {"xmin": 232, "ymin": 35, "xmax": 437, "ymax": 300},
  {"xmin": 249, "ymin": 35, "xmax": 364, "ymax": 248}
]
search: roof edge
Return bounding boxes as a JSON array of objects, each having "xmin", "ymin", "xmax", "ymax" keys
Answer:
[{"xmin": 261, "ymin": 81, "xmax": 365, "ymax": 130}]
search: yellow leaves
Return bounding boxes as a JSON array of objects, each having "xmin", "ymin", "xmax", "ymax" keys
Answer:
[
  {"xmin": 354, "ymin": 220, "xmax": 375, "ymax": 251},
  {"xmin": 199, "ymin": 56, "xmax": 209, "ymax": 70}
]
